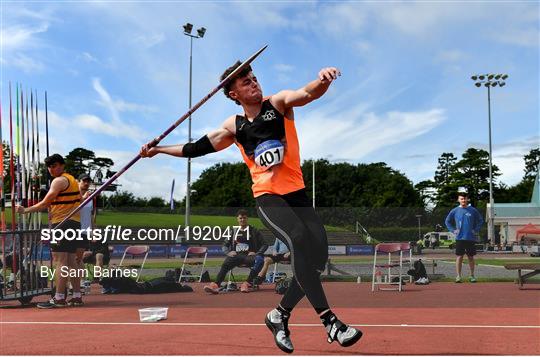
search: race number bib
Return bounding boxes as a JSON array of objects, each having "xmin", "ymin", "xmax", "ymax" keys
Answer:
[
  {"xmin": 254, "ymin": 140, "xmax": 284, "ymax": 170},
  {"xmin": 235, "ymin": 243, "xmax": 249, "ymax": 252}
]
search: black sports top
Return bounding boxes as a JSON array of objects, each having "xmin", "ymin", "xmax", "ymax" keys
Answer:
[{"xmin": 235, "ymin": 99, "xmax": 285, "ymax": 157}]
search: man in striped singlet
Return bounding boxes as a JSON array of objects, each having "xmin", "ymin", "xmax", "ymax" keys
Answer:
[
  {"xmin": 17, "ymin": 154, "xmax": 84, "ymax": 308},
  {"xmin": 140, "ymin": 63, "xmax": 362, "ymax": 353}
]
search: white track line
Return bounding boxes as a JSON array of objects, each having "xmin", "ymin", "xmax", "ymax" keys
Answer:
[{"xmin": 0, "ymin": 321, "xmax": 538, "ymax": 329}]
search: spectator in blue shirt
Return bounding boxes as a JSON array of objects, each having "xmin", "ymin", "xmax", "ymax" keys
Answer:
[
  {"xmin": 257, "ymin": 238, "xmax": 291, "ymax": 283},
  {"xmin": 445, "ymin": 192, "xmax": 484, "ymax": 283}
]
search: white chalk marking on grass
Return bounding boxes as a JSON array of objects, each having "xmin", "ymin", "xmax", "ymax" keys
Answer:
[{"xmin": 1, "ymin": 321, "xmax": 539, "ymax": 329}]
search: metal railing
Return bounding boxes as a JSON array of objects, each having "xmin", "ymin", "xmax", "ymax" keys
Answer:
[{"xmin": 1, "ymin": 229, "xmax": 51, "ymax": 304}]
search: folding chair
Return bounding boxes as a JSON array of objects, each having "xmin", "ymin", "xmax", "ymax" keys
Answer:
[
  {"xmin": 271, "ymin": 259, "xmax": 291, "ymax": 283},
  {"xmin": 119, "ymin": 245, "xmax": 149, "ymax": 282},
  {"xmin": 371, "ymin": 243, "xmax": 405, "ymax": 292},
  {"xmin": 178, "ymin": 246, "xmax": 208, "ymax": 283},
  {"xmin": 224, "ymin": 262, "xmax": 261, "ymax": 292},
  {"xmin": 400, "ymin": 242, "xmax": 413, "ymax": 283}
]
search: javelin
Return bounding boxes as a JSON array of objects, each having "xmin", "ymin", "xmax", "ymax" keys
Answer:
[{"xmin": 55, "ymin": 45, "xmax": 268, "ymax": 229}]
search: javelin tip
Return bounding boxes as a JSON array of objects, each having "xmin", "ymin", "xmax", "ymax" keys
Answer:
[
  {"xmin": 255, "ymin": 44, "xmax": 268, "ymax": 52},
  {"xmin": 219, "ymin": 44, "xmax": 269, "ymax": 89},
  {"xmin": 244, "ymin": 44, "xmax": 268, "ymax": 66}
]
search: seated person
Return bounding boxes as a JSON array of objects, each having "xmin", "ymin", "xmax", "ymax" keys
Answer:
[
  {"xmin": 204, "ymin": 210, "xmax": 268, "ymax": 294},
  {"xmin": 82, "ymin": 241, "xmax": 111, "ymax": 294},
  {"xmin": 83, "ymin": 241, "xmax": 111, "ymax": 270},
  {"xmin": 257, "ymin": 238, "xmax": 290, "ymax": 283},
  {"xmin": 83, "ymin": 241, "xmax": 112, "ymax": 292}
]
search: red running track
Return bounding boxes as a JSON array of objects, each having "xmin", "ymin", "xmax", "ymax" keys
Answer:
[{"xmin": 1, "ymin": 282, "xmax": 539, "ymax": 355}]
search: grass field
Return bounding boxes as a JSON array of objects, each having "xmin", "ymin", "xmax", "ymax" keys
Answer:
[
  {"xmin": 1, "ymin": 210, "xmax": 254, "ymax": 229},
  {"xmin": 119, "ymin": 255, "xmax": 540, "ymax": 270},
  {"xmin": 122, "ymin": 255, "xmax": 540, "ymax": 284},
  {"xmin": 2, "ymin": 209, "xmax": 347, "ymax": 231},
  {"xmin": 93, "ymin": 211, "xmax": 346, "ymax": 231},
  {"xmin": 119, "ymin": 256, "xmax": 377, "ymax": 270},
  {"xmin": 442, "ymin": 258, "xmax": 540, "ymax": 266},
  {"xmin": 96, "ymin": 211, "xmax": 251, "ymax": 229}
]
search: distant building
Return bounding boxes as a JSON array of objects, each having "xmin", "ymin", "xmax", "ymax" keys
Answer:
[{"xmin": 489, "ymin": 165, "xmax": 540, "ymax": 245}]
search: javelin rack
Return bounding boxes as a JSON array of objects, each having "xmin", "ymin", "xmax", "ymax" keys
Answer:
[{"xmin": 1, "ymin": 229, "xmax": 51, "ymax": 305}]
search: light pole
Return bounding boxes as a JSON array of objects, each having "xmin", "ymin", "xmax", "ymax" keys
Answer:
[
  {"xmin": 471, "ymin": 73, "xmax": 508, "ymax": 245},
  {"xmin": 415, "ymin": 214, "xmax": 422, "ymax": 242},
  {"xmin": 312, "ymin": 160, "xmax": 315, "ymax": 208},
  {"xmin": 182, "ymin": 23, "xmax": 206, "ymax": 235}
]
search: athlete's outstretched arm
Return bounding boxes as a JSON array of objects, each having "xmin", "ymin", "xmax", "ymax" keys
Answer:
[
  {"xmin": 140, "ymin": 116, "xmax": 235, "ymax": 158},
  {"xmin": 271, "ymin": 67, "xmax": 341, "ymax": 110},
  {"xmin": 16, "ymin": 176, "xmax": 69, "ymax": 214}
]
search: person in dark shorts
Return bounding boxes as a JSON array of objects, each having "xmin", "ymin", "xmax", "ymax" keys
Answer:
[
  {"xmin": 204, "ymin": 210, "xmax": 267, "ymax": 293},
  {"xmin": 445, "ymin": 192, "xmax": 484, "ymax": 283},
  {"xmin": 17, "ymin": 154, "xmax": 83, "ymax": 307},
  {"xmin": 140, "ymin": 62, "xmax": 361, "ymax": 352},
  {"xmin": 77, "ymin": 173, "xmax": 109, "ymax": 283}
]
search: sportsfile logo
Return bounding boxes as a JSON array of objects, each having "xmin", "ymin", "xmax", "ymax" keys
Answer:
[
  {"xmin": 40, "ymin": 225, "xmax": 249, "ymax": 243},
  {"xmin": 40, "ymin": 225, "xmax": 181, "ymax": 244}
]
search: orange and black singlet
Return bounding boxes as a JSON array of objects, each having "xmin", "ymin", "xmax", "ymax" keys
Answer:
[
  {"xmin": 235, "ymin": 98, "xmax": 305, "ymax": 197},
  {"xmin": 50, "ymin": 173, "xmax": 81, "ymax": 224}
]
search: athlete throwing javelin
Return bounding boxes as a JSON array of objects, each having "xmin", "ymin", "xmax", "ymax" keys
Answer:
[{"xmin": 140, "ymin": 62, "xmax": 362, "ymax": 353}]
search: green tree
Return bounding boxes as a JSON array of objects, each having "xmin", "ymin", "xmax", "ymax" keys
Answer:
[
  {"xmin": 190, "ymin": 162, "xmax": 254, "ymax": 207},
  {"xmin": 62, "ymin": 147, "xmax": 115, "ymax": 183},
  {"xmin": 134, "ymin": 197, "xmax": 148, "ymax": 207},
  {"xmin": 523, "ymin": 148, "xmax": 540, "ymax": 180},
  {"xmin": 147, "ymin": 196, "xmax": 166, "ymax": 207},
  {"xmin": 434, "ymin": 153, "xmax": 457, "ymax": 185},
  {"xmin": 188, "ymin": 160, "xmax": 422, "ymax": 209},
  {"xmin": 496, "ymin": 147, "xmax": 539, "ymax": 203},
  {"xmin": 429, "ymin": 149, "xmax": 501, "ymax": 208},
  {"xmin": 105, "ymin": 190, "xmax": 136, "ymax": 207},
  {"xmin": 450, "ymin": 148, "xmax": 500, "ymax": 207},
  {"xmin": 2, "ymin": 142, "xmax": 13, "ymax": 194},
  {"xmin": 65, "ymin": 147, "xmax": 95, "ymax": 178},
  {"xmin": 415, "ymin": 179, "xmax": 436, "ymax": 208},
  {"xmin": 91, "ymin": 157, "xmax": 114, "ymax": 172},
  {"xmin": 494, "ymin": 182, "xmax": 533, "ymax": 203},
  {"xmin": 302, "ymin": 160, "xmax": 422, "ymax": 207},
  {"xmin": 433, "ymin": 152, "xmax": 458, "ymax": 206}
]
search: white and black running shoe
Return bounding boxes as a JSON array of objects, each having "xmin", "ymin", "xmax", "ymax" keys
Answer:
[
  {"xmin": 324, "ymin": 314, "xmax": 363, "ymax": 347},
  {"xmin": 265, "ymin": 308, "xmax": 294, "ymax": 354},
  {"xmin": 37, "ymin": 298, "xmax": 67, "ymax": 309}
]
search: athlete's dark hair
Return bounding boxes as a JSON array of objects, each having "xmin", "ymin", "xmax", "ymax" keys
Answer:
[
  {"xmin": 44, "ymin": 153, "xmax": 65, "ymax": 167},
  {"xmin": 457, "ymin": 192, "xmax": 469, "ymax": 198},
  {"xmin": 237, "ymin": 209, "xmax": 248, "ymax": 217},
  {"xmin": 220, "ymin": 61, "xmax": 253, "ymax": 105}
]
